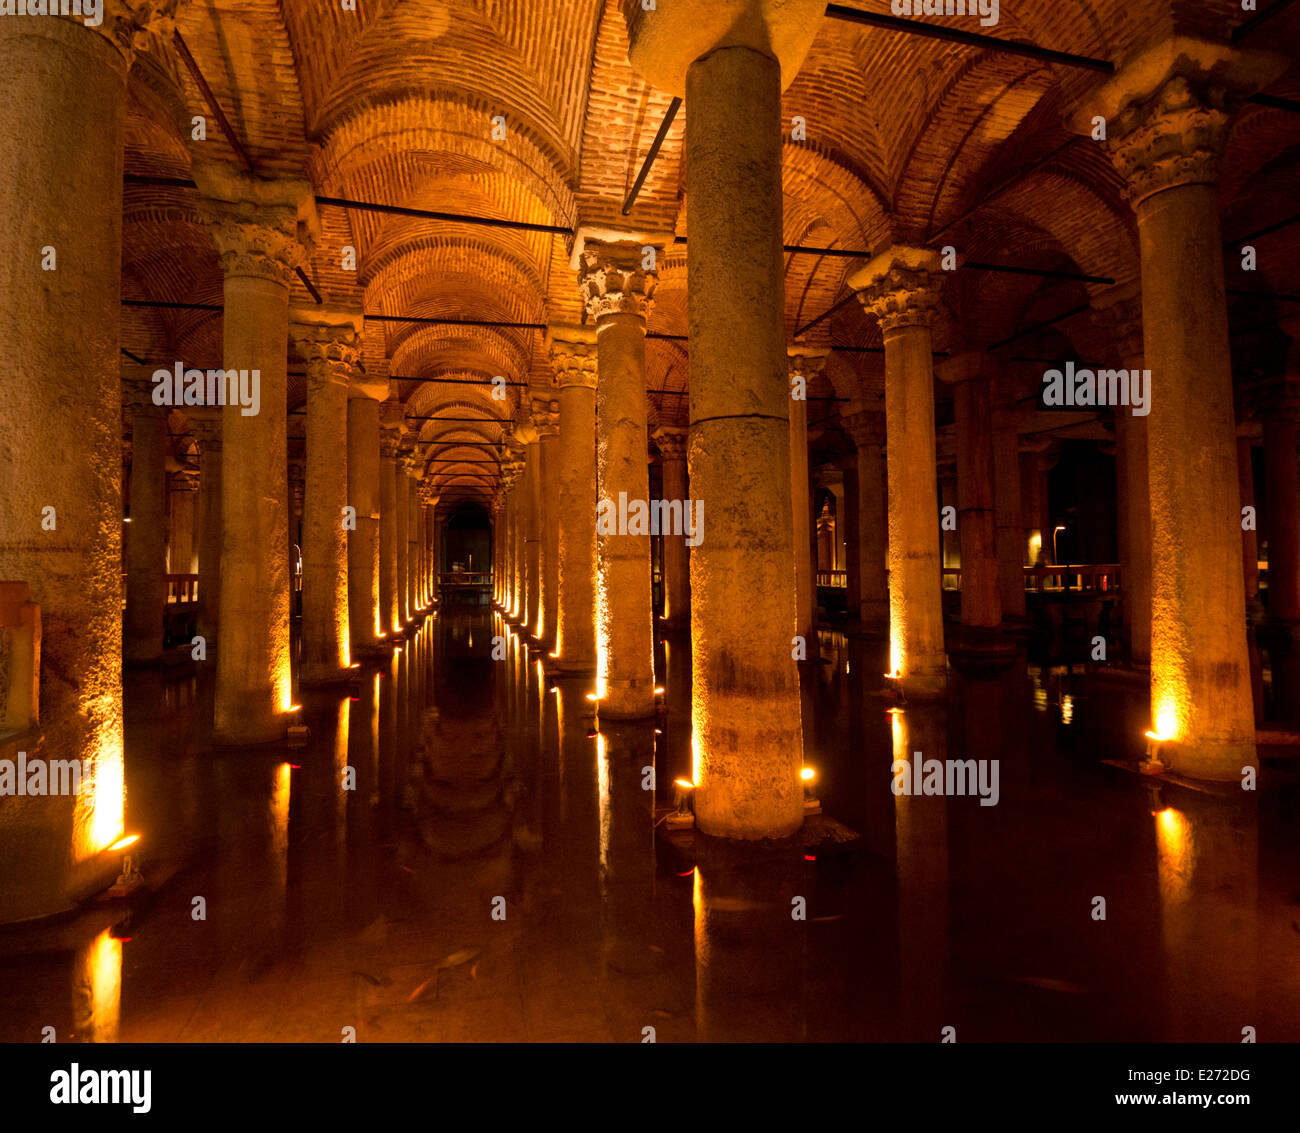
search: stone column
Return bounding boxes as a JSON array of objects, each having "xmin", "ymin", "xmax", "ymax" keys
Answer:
[
  {"xmin": 842, "ymin": 411, "xmax": 888, "ymax": 631},
  {"xmin": 379, "ymin": 404, "xmax": 403, "ymax": 637},
  {"xmin": 500, "ymin": 455, "xmax": 524, "ymax": 618},
  {"xmin": 990, "ymin": 390, "xmax": 1025, "ymax": 631},
  {"xmin": 347, "ymin": 369, "xmax": 387, "ymax": 652},
  {"xmin": 1263, "ymin": 397, "xmax": 1300, "ymax": 624},
  {"xmin": 939, "ymin": 352, "xmax": 1001, "ymax": 630},
  {"xmin": 402, "ymin": 454, "xmax": 422, "ymax": 621},
  {"xmin": 623, "ymin": 0, "xmax": 825, "ymax": 834},
  {"xmin": 787, "ymin": 350, "xmax": 825, "ymax": 645},
  {"xmin": 1237, "ymin": 427, "xmax": 1260, "ymax": 606},
  {"xmin": 653, "ymin": 425, "xmax": 691, "ymax": 635},
  {"xmin": 394, "ymin": 441, "xmax": 413, "ymax": 629},
  {"xmin": 851, "ymin": 248, "xmax": 947, "ymax": 697},
  {"xmin": 291, "ymin": 310, "xmax": 362, "ymax": 682},
  {"xmin": 196, "ymin": 167, "xmax": 317, "ymax": 744},
  {"xmin": 123, "ymin": 376, "xmax": 169, "ymax": 663},
  {"xmin": 189, "ymin": 410, "xmax": 223, "ymax": 649},
  {"xmin": 839, "ymin": 454, "xmax": 860, "ymax": 618},
  {"xmin": 1076, "ymin": 40, "xmax": 1280, "ymax": 776},
  {"xmin": 578, "ymin": 240, "xmax": 657, "ymax": 719},
  {"xmin": 287, "ymin": 458, "xmax": 304, "ymax": 603},
  {"xmin": 549, "ymin": 328, "xmax": 599, "ymax": 672},
  {"xmin": 521, "ymin": 433, "xmax": 541, "ymax": 635},
  {"xmin": 533, "ymin": 395, "xmax": 561, "ymax": 648},
  {"xmin": 1096, "ymin": 285, "xmax": 1149, "ymax": 662},
  {"xmin": 168, "ymin": 475, "xmax": 197, "ymax": 576}
]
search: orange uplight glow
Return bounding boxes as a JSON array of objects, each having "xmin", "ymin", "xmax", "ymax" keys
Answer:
[
  {"xmin": 800, "ymin": 767, "xmax": 816, "ymax": 782},
  {"xmin": 108, "ymin": 835, "xmax": 139, "ymax": 852},
  {"xmin": 654, "ymin": 686, "xmax": 665, "ymax": 695},
  {"xmin": 674, "ymin": 778, "xmax": 695, "ymax": 790}
]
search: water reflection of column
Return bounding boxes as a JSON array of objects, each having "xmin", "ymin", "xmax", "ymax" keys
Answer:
[
  {"xmin": 890, "ymin": 703, "xmax": 949, "ymax": 1040},
  {"xmin": 377, "ymin": 648, "xmax": 399, "ymax": 840},
  {"xmin": 694, "ymin": 838, "xmax": 805, "ymax": 1041},
  {"xmin": 1154, "ymin": 790, "xmax": 1257, "ymax": 1040},
  {"xmin": 71, "ymin": 928, "xmax": 122, "ymax": 1044},
  {"xmin": 595, "ymin": 722, "xmax": 660, "ymax": 1037}
]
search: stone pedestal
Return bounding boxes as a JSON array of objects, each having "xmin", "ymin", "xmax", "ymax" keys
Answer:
[
  {"xmin": 291, "ymin": 309, "xmax": 362, "ymax": 682},
  {"xmin": 196, "ymin": 168, "xmax": 318, "ymax": 745},
  {"xmin": 851, "ymin": 247, "xmax": 948, "ymax": 698},
  {"xmin": 550, "ymin": 328, "xmax": 599, "ymax": 672},
  {"xmin": 123, "ymin": 377, "xmax": 169, "ymax": 664},
  {"xmin": 578, "ymin": 241, "xmax": 657, "ymax": 720},
  {"xmin": 1074, "ymin": 38, "xmax": 1282, "ymax": 777}
]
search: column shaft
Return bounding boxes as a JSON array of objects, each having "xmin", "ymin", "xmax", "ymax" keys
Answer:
[
  {"xmin": 124, "ymin": 401, "xmax": 169, "ymax": 662},
  {"xmin": 347, "ymin": 396, "xmax": 381, "ymax": 648},
  {"xmin": 1264, "ymin": 415, "xmax": 1300, "ymax": 622}
]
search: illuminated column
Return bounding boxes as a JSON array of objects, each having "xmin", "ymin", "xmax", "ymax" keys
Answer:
[
  {"xmin": 622, "ymin": 0, "xmax": 825, "ymax": 834},
  {"xmin": 402, "ymin": 454, "xmax": 422, "ymax": 621},
  {"xmin": 842, "ymin": 410, "xmax": 888, "ymax": 632},
  {"xmin": 503, "ymin": 448, "xmax": 525, "ymax": 619},
  {"xmin": 549, "ymin": 328, "xmax": 599, "ymax": 672},
  {"xmin": 534, "ymin": 395, "xmax": 561, "ymax": 648},
  {"xmin": 1095, "ymin": 285, "xmax": 1149, "ymax": 662},
  {"xmin": 287, "ymin": 458, "xmax": 304, "ymax": 598},
  {"xmin": 654, "ymin": 425, "xmax": 691, "ymax": 634},
  {"xmin": 346, "ymin": 368, "xmax": 387, "ymax": 652},
  {"xmin": 394, "ymin": 441, "xmax": 413, "ymax": 629},
  {"xmin": 189, "ymin": 410, "xmax": 223, "ymax": 649},
  {"xmin": 168, "ymin": 475, "xmax": 197, "ymax": 576},
  {"xmin": 787, "ymin": 350, "xmax": 825, "ymax": 644},
  {"xmin": 991, "ymin": 385, "xmax": 1026, "ymax": 623},
  {"xmin": 196, "ymin": 166, "xmax": 318, "ymax": 744},
  {"xmin": 1263, "ymin": 395, "xmax": 1300, "ymax": 623},
  {"xmin": 1077, "ymin": 40, "xmax": 1280, "ymax": 776},
  {"xmin": 123, "ymin": 375, "xmax": 169, "ymax": 663},
  {"xmin": 522, "ymin": 432, "xmax": 541, "ymax": 635},
  {"xmin": 578, "ymin": 240, "xmax": 657, "ymax": 719},
  {"xmin": 851, "ymin": 247, "xmax": 947, "ymax": 697},
  {"xmin": 378, "ymin": 404, "xmax": 403, "ymax": 637},
  {"xmin": 938, "ymin": 352, "xmax": 1000, "ymax": 631},
  {"xmin": 291, "ymin": 310, "xmax": 362, "ymax": 682}
]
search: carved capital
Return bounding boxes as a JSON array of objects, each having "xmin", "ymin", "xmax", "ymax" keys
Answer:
[
  {"xmin": 531, "ymin": 395, "xmax": 560, "ymax": 438},
  {"xmin": 849, "ymin": 247, "xmax": 945, "ymax": 335},
  {"xmin": 187, "ymin": 408, "xmax": 222, "ymax": 453},
  {"xmin": 653, "ymin": 425, "xmax": 689, "ymax": 461},
  {"xmin": 291, "ymin": 320, "xmax": 363, "ymax": 390},
  {"xmin": 578, "ymin": 243, "xmax": 657, "ymax": 323},
  {"xmin": 200, "ymin": 206, "xmax": 310, "ymax": 285},
  {"xmin": 842, "ymin": 411, "xmax": 886, "ymax": 450},
  {"xmin": 549, "ymin": 330, "xmax": 599, "ymax": 391},
  {"xmin": 787, "ymin": 348, "xmax": 829, "ymax": 379},
  {"xmin": 84, "ymin": 0, "xmax": 183, "ymax": 60}
]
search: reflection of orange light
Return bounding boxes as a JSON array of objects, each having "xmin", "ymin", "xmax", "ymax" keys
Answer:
[
  {"xmin": 288, "ymin": 704, "xmax": 301, "ymax": 713},
  {"xmin": 654, "ymin": 686, "xmax": 664, "ymax": 695},
  {"xmin": 800, "ymin": 767, "xmax": 815, "ymax": 782},
  {"xmin": 585, "ymin": 692, "xmax": 599, "ymax": 702},
  {"xmin": 108, "ymin": 835, "xmax": 139, "ymax": 852},
  {"xmin": 674, "ymin": 778, "xmax": 695, "ymax": 790}
]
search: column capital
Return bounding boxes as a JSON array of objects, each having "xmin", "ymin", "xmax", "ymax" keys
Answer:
[
  {"xmin": 500, "ymin": 457, "xmax": 525, "ymax": 492},
  {"xmin": 290, "ymin": 309, "xmax": 363, "ymax": 389},
  {"xmin": 547, "ymin": 325, "xmax": 599, "ymax": 390},
  {"xmin": 787, "ymin": 346, "xmax": 830, "ymax": 378},
  {"xmin": 379, "ymin": 402, "xmax": 406, "ymax": 458},
  {"xmin": 187, "ymin": 407, "xmax": 222, "ymax": 452},
  {"xmin": 848, "ymin": 246, "xmax": 945, "ymax": 334},
  {"xmin": 194, "ymin": 163, "xmax": 320, "ymax": 285},
  {"xmin": 530, "ymin": 395, "xmax": 560, "ymax": 438},
  {"xmin": 82, "ymin": 0, "xmax": 184, "ymax": 62},
  {"xmin": 122, "ymin": 369, "xmax": 168, "ymax": 416},
  {"xmin": 577, "ymin": 240, "xmax": 657, "ymax": 324},
  {"xmin": 1068, "ymin": 38, "xmax": 1285, "ymax": 206},
  {"xmin": 417, "ymin": 481, "xmax": 436, "ymax": 506},
  {"xmin": 842, "ymin": 410, "xmax": 885, "ymax": 450},
  {"xmin": 653, "ymin": 425, "xmax": 689, "ymax": 460},
  {"xmin": 936, "ymin": 350, "xmax": 990, "ymax": 385},
  {"xmin": 1090, "ymin": 282, "xmax": 1144, "ymax": 362}
]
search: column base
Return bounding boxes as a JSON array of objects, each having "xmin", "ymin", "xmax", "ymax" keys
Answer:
[
  {"xmin": 212, "ymin": 717, "xmax": 293, "ymax": 747},
  {"xmin": 948, "ymin": 626, "xmax": 1019, "ymax": 678},
  {"xmin": 1163, "ymin": 737, "xmax": 1258, "ymax": 782},
  {"xmin": 300, "ymin": 664, "xmax": 359, "ymax": 687},
  {"xmin": 898, "ymin": 665, "xmax": 948, "ymax": 700},
  {"xmin": 597, "ymin": 678, "xmax": 657, "ymax": 720}
]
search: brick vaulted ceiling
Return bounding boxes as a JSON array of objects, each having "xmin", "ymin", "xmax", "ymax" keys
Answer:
[{"xmin": 120, "ymin": 0, "xmax": 1300, "ymax": 503}]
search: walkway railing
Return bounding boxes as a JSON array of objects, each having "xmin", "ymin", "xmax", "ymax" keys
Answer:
[
  {"xmin": 167, "ymin": 574, "xmax": 199, "ymax": 605},
  {"xmin": 816, "ymin": 564, "xmax": 1122, "ymax": 594}
]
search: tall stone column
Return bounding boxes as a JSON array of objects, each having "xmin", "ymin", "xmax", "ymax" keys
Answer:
[
  {"xmin": 521, "ymin": 434, "xmax": 541, "ymax": 636},
  {"xmin": 939, "ymin": 353, "xmax": 1000, "ymax": 630},
  {"xmin": 189, "ymin": 410, "xmax": 223, "ymax": 649},
  {"xmin": 549, "ymin": 328, "xmax": 599, "ymax": 672},
  {"xmin": 1237, "ymin": 428, "xmax": 1260, "ymax": 607},
  {"xmin": 168, "ymin": 475, "xmax": 197, "ymax": 576},
  {"xmin": 842, "ymin": 410, "xmax": 888, "ymax": 631},
  {"xmin": 287, "ymin": 458, "xmax": 304, "ymax": 603},
  {"xmin": 653, "ymin": 425, "xmax": 691, "ymax": 635},
  {"xmin": 347, "ymin": 369, "xmax": 387, "ymax": 651},
  {"xmin": 851, "ymin": 247, "xmax": 948, "ymax": 697},
  {"xmin": 624, "ymin": 0, "xmax": 825, "ymax": 833},
  {"xmin": 1095, "ymin": 285, "xmax": 1149, "ymax": 662},
  {"xmin": 402, "ymin": 454, "xmax": 422, "ymax": 621},
  {"xmin": 394, "ymin": 441, "xmax": 413, "ymax": 629},
  {"xmin": 291, "ymin": 310, "xmax": 362, "ymax": 682},
  {"xmin": 500, "ymin": 455, "xmax": 524, "ymax": 618},
  {"xmin": 533, "ymin": 395, "xmax": 561, "ymax": 648},
  {"xmin": 991, "ymin": 387, "xmax": 1026, "ymax": 623},
  {"xmin": 1076, "ymin": 40, "xmax": 1280, "ymax": 776},
  {"xmin": 196, "ymin": 167, "xmax": 317, "ymax": 745},
  {"xmin": 378, "ymin": 404, "xmax": 404, "ymax": 637},
  {"xmin": 787, "ymin": 351, "xmax": 824, "ymax": 645},
  {"xmin": 1263, "ymin": 397, "xmax": 1300, "ymax": 624},
  {"xmin": 839, "ymin": 455, "xmax": 860, "ymax": 618},
  {"xmin": 123, "ymin": 376, "xmax": 169, "ymax": 663},
  {"xmin": 578, "ymin": 240, "xmax": 657, "ymax": 719}
]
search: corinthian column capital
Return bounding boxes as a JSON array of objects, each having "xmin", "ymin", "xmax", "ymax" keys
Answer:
[
  {"xmin": 547, "ymin": 325, "xmax": 599, "ymax": 390},
  {"xmin": 849, "ymin": 246, "xmax": 945, "ymax": 335},
  {"xmin": 290, "ymin": 309, "xmax": 364, "ymax": 389},
  {"xmin": 577, "ymin": 241, "xmax": 657, "ymax": 324},
  {"xmin": 652, "ymin": 425, "xmax": 688, "ymax": 461},
  {"xmin": 531, "ymin": 395, "xmax": 560, "ymax": 438}
]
